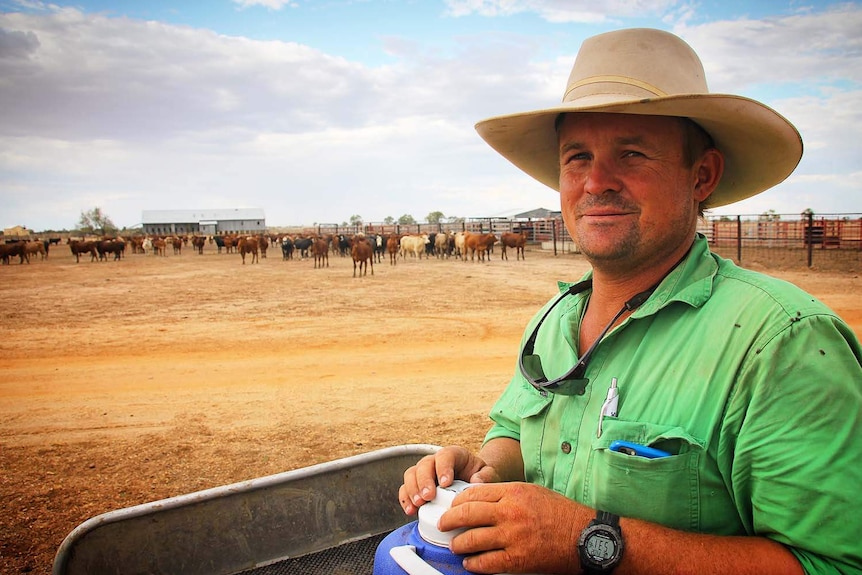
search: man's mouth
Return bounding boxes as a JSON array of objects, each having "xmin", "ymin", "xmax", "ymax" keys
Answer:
[{"xmin": 580, "ymin": 209, "xmax": 633, "ymax": 219}]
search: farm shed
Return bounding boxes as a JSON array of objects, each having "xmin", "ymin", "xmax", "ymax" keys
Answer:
[{"xmin": 141, "ymin": 209, "xmax": 266, "ymax": 236}]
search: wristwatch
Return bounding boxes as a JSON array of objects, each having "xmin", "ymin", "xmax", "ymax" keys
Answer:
[{"xmin": 577, "ymin": 510, "xmax": 624, "ymax": 573}]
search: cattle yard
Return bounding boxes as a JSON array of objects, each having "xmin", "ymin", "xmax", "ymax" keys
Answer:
[{"xmin": 1, "ymin": 242, "xmax": 861, "ymax": 574}]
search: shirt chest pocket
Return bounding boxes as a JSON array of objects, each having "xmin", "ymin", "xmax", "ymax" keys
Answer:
[{"xmin": 583, "ymin": 420, "xmax": 705, "ymax": 532}]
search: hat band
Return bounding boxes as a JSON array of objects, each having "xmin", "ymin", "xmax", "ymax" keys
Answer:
[{"xmin": 564, "ymin": 75, "xmax": 669, "ymax": 101}]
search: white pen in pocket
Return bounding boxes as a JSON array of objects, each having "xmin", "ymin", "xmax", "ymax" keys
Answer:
[{"xmin": 597, "ymin": 377, "xmax": 619, "ymax": 438}]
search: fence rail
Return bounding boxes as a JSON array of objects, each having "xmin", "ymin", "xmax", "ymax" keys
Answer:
[
  {"xmin": 275, "ymin": 212, "xmax": 862, "ymax": 272},
  {"xmin": 698, "ymin": 213, "xmax": 862, "ymax": 271}
]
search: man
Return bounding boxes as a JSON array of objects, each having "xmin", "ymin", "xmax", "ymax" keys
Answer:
[{"xmin": 399, "ymin": 28, "xmax": 862, "ymax": 574}]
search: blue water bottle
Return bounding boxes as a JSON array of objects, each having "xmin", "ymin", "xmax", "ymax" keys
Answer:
[{"xmin": 373, "ymin": 480, "xmax": 475, "ymax": 575}]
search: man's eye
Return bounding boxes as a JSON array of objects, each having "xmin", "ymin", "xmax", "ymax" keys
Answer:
[{"xmin": 564, "ymin": 152, "xmax": 590, "ymax": 163}]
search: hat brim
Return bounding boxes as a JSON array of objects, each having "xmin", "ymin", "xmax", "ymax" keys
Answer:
[{"xmin": 474, "ymin": 94, "xmax": 803, "ymax": 208}]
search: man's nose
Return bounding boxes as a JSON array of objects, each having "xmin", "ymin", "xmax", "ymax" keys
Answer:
[{"xmin": 583, "ymin": 157, "xmax": 621, "ymax": 195}]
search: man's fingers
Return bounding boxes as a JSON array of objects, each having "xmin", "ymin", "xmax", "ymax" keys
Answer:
[
  {"xmin": 398, "ymin": 484, "xmax": 417, "ymax": 515},
  {"xmin": 414, "ymin": 454, "xmax": 445, "ymax": 504},
  {"xmin": 461, "ymin": 548, "xmax": 519, "ymax": 575},
  {"xmin": 402, "ymin": 450, "xmax": 457, "ymax": 509},
  {"xmin": 439, "ymin": 496, "xmax": 501, "ymax": 533},
  {"xmin": 399, "ymin": 446, "xmax": 482, "ymax": 515},
  {"xmin": 452, "ymin": 483, "xmax": 504, "ymax": 505},
  {"xmin": 469, "ymin": 465, "xmax": 499, "ymax": 485}
]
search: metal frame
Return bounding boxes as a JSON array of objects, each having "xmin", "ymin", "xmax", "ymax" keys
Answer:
[{"xmin": 53, "ymin": 444, "xmax": 440, "ymax": 575}]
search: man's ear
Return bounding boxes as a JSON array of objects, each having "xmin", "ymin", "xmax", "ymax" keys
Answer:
[{"xmin": 693, "ymin": 148, "xmax": 724, "ymax": 203}]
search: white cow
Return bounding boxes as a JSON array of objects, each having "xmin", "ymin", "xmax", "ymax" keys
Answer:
[
  {"xmin": 399, "ymin": 234, "xmax": 429, "ymax": 259},
  {"xmin": 454, "ymin": 232, "xmax": 467, "ymax": 259},
  {"xmin": 434, "ymin": 232, "xmax": 450, "ymax": 258}
]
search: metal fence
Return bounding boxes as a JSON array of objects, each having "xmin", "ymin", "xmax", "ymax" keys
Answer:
[
  {"xmin": 277, "ymin": 212, "xmax": 862, "ymax": 272},
  {"xmin": 697, "ymin": 213, "xmax": 862, "ymax": 271}
]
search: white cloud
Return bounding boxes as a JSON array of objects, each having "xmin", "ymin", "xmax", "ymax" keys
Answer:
[
  {"xmin": 443, "ymin": 0, "xmax": 678, "ymax": 22},
  {"xmin": 673, "ymin": 5, "xmax": 862, "ymax": 90},
  {"xmin": 0, "ymin": 2, "xmax": 859, "ymax": 230},
  {"xmin": 233, "ymin": 0, "xmax": 299, "ymax": 10}
]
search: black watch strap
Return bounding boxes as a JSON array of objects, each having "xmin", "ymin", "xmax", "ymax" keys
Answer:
[{"xmin": 596, "ymin": 510, "xmax": 619, "ymax": 526}]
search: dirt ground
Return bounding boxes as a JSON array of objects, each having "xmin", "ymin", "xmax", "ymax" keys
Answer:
[{"xmin": 1, "ymin": 240, "xmax": 860, "ymax": 575}]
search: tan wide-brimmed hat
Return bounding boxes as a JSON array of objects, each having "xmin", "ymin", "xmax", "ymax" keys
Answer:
[{"xmin": 474, "ymin": 28, "xmax": 803, "ymax": 208}]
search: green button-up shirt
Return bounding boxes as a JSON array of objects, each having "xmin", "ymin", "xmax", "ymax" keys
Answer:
[{"xmin": 486, "ymin": 235, "xmax": 862, "ymax": 574}]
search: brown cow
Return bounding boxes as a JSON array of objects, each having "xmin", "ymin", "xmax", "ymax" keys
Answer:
[
  {"xmin": 386, "ymin": 234, "xmax": 399, "ymax": 265},
  {"xmin": 191, "ymin": 235, "xmax": 206, "ymax": 255},
  {"xmin": 237, "ymin": 236, "xmax": 259, "ymax": 264},
  {"xmin": 24, "ymin": 241, "xmax": 46, "ymax": 261},
  {"xmin": 257, "ymin": 235, "xmax": 268, "ymax": 259},
  {"xmin": 464, "ymin": 232, "xmax": 498, "ymax": 262},
  {"xmin": 0, "ymin": 242, "xmax": 29, "ymax": 264},
  {"xmin": 97, "ymin": 239, "xmax": 125, "ymax": 261},
  {"xmin": 151, "ymin": 238, "xmax": 167, "ymax": 256},
  {"xmin": 222, "ymin": 235, "xmax": 238, "ymax": 254},
  {"xmin": 129, "ymin": 236, "xmax": 145, "ymax": 254},
  {"xmin": 68, "ymin": 239, "xmax": 98, "ymax": 263},
  {"xmin": 351, "ymin": 236, "xmax": 374, "ymax": 277},
  {"xmin": 311, "ymin": 238, "xmax": 329, "ymax": 268},
  {"xmin": 500, "ymin": 231, "xmax": 527, "ymax": 261}
]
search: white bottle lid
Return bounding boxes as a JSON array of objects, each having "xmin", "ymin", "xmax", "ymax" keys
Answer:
[{"xmin": 416, "ymin": 480, "xmax": 473, "ymax": 546}]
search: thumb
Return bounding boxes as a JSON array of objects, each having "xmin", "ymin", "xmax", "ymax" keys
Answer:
[{"xmin": 469, "ymin": 466, "xmax": 498, "ymax": 484}]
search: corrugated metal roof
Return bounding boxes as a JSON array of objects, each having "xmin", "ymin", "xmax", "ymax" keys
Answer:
[
  {"xmin": 512, "ymin": 207, "xmax": 560, "ymax": 219},
  {"xmin": 141, "ymin": 209, "xmax": 266, "ymax": 224}
]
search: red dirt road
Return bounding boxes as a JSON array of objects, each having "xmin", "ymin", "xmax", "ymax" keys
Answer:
[{"xmin": 1, "ymin": 243, "xmax": 859, "ymax": 574}]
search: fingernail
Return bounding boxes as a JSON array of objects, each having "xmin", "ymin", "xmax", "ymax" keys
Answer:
[
  {"xmin": 421, "ymin": 487, "xmax": 431, "ymax": 499},
  {"xmin": 439, "ymin": 475, "xmax": 450, "ymax": 486},
  {"xmin": 413, "ymin": 494, "xmax": 423, "ymax": 505}
]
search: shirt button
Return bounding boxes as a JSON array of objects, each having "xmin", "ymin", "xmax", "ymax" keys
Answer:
[{"xmin": 561, "ymin": 441, "xmax": 572, "ymax": 454}]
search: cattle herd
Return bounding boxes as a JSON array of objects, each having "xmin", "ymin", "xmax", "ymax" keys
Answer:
[{"xmin": 0, "ymin": 231, "xmax": 529, "ymax": 273}]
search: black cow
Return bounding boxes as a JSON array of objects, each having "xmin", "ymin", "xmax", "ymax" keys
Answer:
[
  {"xmin": 293, "ymin": 237, "xmax": 313, "ymax": 259},
  {"xmin": 369, "ymin": 233, "xmax": 386, "ymax": 263},
  {"xmin": 97, "ymin": 239, "xmax": 125, "ymax": 261},
  {"xmin": 425, "ymin": 233, "xmax": 437, "ymax": 257},
  {"xmin": 281, "ymin": 237, "xmax": 294, "ymax": 260},
  {"xmin": 335, "ymin": 234, "xmax": 351, "ymax": 257}
]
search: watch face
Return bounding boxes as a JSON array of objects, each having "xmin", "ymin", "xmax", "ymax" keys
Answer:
[{"xmin": 586, "ymin": 531, "xmax": 617, "ymax": 561}]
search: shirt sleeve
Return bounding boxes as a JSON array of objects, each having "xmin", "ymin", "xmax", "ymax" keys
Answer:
[
  {"xmin": 721, "ymin": 312, "xmax": 862, "ymax": 575},
  {"xmin": 484, "ymin": 369, "xmax": 528, "ymax": 444}
]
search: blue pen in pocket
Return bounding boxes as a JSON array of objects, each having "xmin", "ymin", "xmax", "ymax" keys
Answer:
[{"xmin": 609, "ymin": 440, "xmax": 671, "ymax": 459}]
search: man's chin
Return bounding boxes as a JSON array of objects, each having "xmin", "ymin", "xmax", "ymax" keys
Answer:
[
  {"xmin": 575, "ymin": 232, "xmax": 637, "ymax": 261},
  {"xmin": 578, "ymin": 246, "xmax": 636, "ymax": 265}
]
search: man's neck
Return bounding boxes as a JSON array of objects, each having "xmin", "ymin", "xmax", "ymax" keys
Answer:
[{"xmin": 582, "ymin": 241, "xmax": 693, "ymax": 336}]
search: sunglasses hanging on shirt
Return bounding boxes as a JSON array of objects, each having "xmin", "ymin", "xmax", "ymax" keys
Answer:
[{"xmin": 518, "ymin": 279, "xmax": 656, "ymax": 396}]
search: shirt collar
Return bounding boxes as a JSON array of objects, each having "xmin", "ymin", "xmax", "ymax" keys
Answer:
[{"xmin": 555, "ymin": 234, "xmax": 718, "ymax": 315}]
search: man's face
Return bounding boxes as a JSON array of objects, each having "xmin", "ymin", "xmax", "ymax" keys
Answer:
[{"xmin": 557, "ymin": 113, "xmax": 716, "ymax": 274}]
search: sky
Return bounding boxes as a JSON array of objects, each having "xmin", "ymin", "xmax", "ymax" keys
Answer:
[{"xmin": 1, "ymin": 0, "xmax": 860, "ymax": 231}]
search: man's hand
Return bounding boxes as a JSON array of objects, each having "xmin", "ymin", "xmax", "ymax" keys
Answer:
[
  {"xmin": 441, "ymin": 482, "xmax": 589, "ymax": 574},
  {"xmin": 399, "ymin": 445, "xmax": 499, "ymax": 515}
]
